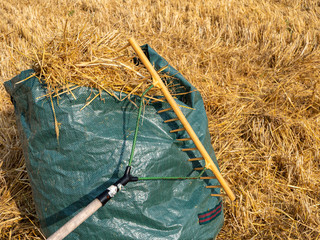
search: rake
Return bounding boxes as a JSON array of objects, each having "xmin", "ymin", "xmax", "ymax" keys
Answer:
[{"xmin": 47, "ymin": 38, "xmax": 235, "ymax": 240}]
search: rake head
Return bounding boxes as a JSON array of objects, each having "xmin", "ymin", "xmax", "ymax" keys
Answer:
[{"xmin": 118, "ymin": 38, "xmax": 236, "ymax": 201}]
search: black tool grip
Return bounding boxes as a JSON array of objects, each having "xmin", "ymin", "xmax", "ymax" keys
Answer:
[{"xmin": 97, "ymin": 166, "xmax": 138, "ymax": 205}]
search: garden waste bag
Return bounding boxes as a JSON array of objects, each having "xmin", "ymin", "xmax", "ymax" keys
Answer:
[{"xmin": 4, "ymin": 45, "xmax": 224, "ymax": 239}]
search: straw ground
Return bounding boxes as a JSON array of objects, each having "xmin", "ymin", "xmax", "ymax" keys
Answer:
[{"xmin": 1, "ymin": 0, "xmax": 320, "ymax": 239}]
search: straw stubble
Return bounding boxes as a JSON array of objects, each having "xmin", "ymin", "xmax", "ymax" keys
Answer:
[{"xmin": 0, "ymin": 0, "xmax": 320, "ymax": 239}]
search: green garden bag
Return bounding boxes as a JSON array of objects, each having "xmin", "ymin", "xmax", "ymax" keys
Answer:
[{"xmin": 4, "ymin": 45, "xmax": 224, "ymax": 239}]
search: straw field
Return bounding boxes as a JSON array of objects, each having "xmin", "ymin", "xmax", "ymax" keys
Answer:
[{"xmin": 1, "ymin": 0, "xmax": 320, "ymax": 239}]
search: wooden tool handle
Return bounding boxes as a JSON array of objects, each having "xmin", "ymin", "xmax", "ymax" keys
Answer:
[
  {"xmin": 128, "ymin": 38, "xmax": 235, "ymax": 201},
  {"xmin": 47, "ymin": 199, "xmax": 102, "ymax": 240},
  {"xmin": 47, "ymin": 166, "xmax": 137, "ymax": 240}
]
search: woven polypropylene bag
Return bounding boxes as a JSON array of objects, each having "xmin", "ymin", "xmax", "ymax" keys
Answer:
[{"xmin": 4, "ymin": 45, "xmax": 224, "ymax": 239}]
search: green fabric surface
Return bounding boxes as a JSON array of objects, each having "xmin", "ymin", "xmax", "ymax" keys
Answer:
[{"xmin": 4, "ymin": 45, "xmax": 224, "ymax": 239}]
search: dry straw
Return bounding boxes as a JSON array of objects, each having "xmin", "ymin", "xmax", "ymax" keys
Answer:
[
  {"xmin": 31, "ymin": 26, "xmax": 162, "ymax": 100},
  {"xmin": 1, "ymin": 0, "xmax": 320, "ymax": 239},
  {"xmin": 28, "ymin": 25, "xmax": 177, "ymax": 139}
]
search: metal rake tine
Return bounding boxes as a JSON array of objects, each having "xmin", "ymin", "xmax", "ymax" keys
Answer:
[
  {"xmin": 206, "ymin": 185, "xmax": 222, "ymax": 189},
  {"xmin": 188, "ymin": 157, "xmax": 204, "ymax": 161},
  {"xmin": 194, "ymin": 167, "xmax": 205, "ymax": 170},
  {"xmin": 211, "ymin": 194, "xmax": 227, "ymax": 197},
  {"xmin": 182, "ymin": 147, "xmax": 198, "ymax": 152},
  {"xmin": 164, "ymin": 118, "xmax": 179, "ymax": 123},
  {"xmin": 200, "ymin": 176, "xmax": 217, "ymax": 180},
  {"xmin": 157, "ymin": 107, "xmax": 173, "ymax": 113},
  {"xmin": 170, "ymin": 128, "xmax": 185, "ymax": 133},
  {"xmin": 176, "ymin": 138, "xmax": 192, "ymax": 141}
]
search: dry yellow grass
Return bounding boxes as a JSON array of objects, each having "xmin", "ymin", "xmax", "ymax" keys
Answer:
[
  {"xmin": 1, "ymin": 0, "xmax": 320, "ymax": 239},
  {"xmin": 30, "ymin": 28, "xmax": 162, "ymax": 99}
]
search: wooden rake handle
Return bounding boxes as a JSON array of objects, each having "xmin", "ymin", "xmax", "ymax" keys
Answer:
[
  {"xmin": 47, "ymin": 167, "xmax": 138, "ymax": 240},
  {"xmin": 128, "ymin": 38, "xmax": 236, "ymax": 201},
  {"xmin": 47, "ymin": 199, "xmax": 102, "ymax": 240}
]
